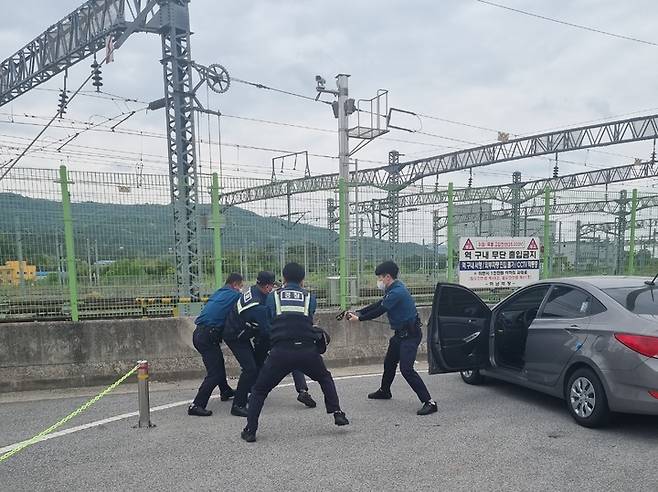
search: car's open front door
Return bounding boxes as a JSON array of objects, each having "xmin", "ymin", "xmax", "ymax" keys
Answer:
[{"xmin": 428, "ymin": 283, "xmax": 492, "ymax": 374}]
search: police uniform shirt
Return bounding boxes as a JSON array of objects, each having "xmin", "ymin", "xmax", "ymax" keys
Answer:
[
  {"xmin": 223, "ymin": 286, "xmax": 270, "ymax": 340},
  {"xmin": 358, "ymin": 280, "xmax": 417, "ymax": 331},
  {"xmin": 195, "ymin": 285, "xmax": 241, "ymax": 327}
]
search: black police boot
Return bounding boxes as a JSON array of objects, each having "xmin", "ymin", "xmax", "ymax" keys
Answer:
[
  {"xmin": 231, "ymin": 405, "xmax": 249, "ymax": 417},
  {"xmin": 220, "ymin": 387, "xmax": 235, "ymax": 402},
  {"xmin": 367, "ymin": 388, "xmax": 392, "ymax": 400},
  {"xmin": 297, "ymin": 390, "xmax": 317, "ymax": 408},
  {"xmin": 188, "ymin": 404, "xmax": 212, "ymax": 417},
  {"xmin": 417, "ymin": 400, "xmax": 438, "ymax": 416},
  {"xmin": 241, "ymin": 427, "xmax": 256, "ymax": 443},
  {"xmin": 333, "ymin": 411, "xmax": 349, "ymax": 426}
]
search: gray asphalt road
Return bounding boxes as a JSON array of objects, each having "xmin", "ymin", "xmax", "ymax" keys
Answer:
[{"xmin": 1, "ymin": 368, "xmax": 656, "ymax": 491}]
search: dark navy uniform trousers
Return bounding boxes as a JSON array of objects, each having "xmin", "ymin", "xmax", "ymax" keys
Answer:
[
  {"xmin": 225, "ymin": 339, "xmax": 309, "ymax": 408},
  {"xmin": 381, "ymin": 331, "xmax": 431, "ymax": 403},
  {"xmin": 192, "ymin": 325, "xmax": 232, "ymax": 408},
  {"xmin": 253, "ymin": 338, "xmax": 308, "ymax": 392},
  {"xmin": 247, "ymin": 344, "xmax": 340, "ymax": 431}
]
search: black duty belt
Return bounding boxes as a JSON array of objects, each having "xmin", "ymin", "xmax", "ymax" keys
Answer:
[
  {"xmin": 197, "ymin": 324, "xmax": 221, "ymax": 331},
  {"xmin": 274, "ymin": 340, "xmax": 316, "ymax": 349},
  {"xmin": 394, "ymin": 317, "xmax": 422, "ymax": 339}
]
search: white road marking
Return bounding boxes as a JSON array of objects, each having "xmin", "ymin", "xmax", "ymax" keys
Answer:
[{"xmin": 0, "ymin": 371, "xmax": 392, "ymax": 455}]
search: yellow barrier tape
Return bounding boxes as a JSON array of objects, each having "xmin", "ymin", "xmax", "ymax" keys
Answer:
[{"xmin": 0, "ymin": 364, "xmax": 139, "ymax": 463}]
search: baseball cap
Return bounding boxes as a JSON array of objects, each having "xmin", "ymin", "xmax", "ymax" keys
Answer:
[{"xmin": 256, "ymin": 271, "xmax": 276, "ymax": 285}]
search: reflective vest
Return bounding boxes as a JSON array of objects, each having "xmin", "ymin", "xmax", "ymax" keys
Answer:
[
  {"xmin": 237, "ymin": 288, "xmax": 261, "ymax": 315},
  {"xmin": 223, "ymin": 287, "xmax": 265, "ymax": 341},
  {"xmin": 273, "ymin": 288, "xmax": 311, "ymax": 316},
  {"xmin": 269, "ymin": 286, "xmax": 315, "ymax": 344}
]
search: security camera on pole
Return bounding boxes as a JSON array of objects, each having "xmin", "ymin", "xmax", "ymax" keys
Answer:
[
  {"xmin": 316, "ymin": 74, "xmax": 352, "ymax": 310},
  {"xmin": 315, "ymin": 75, "xmax": 389, "ymax": 309}
]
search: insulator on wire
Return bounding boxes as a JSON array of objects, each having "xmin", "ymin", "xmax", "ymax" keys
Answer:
[
  {"xmin": 57, "ymin": 89, "xmax": 68, "ymax": 117},
  {"xmin": 553, "ymin": 153, "xmax": 559, "ymax": 178},
  {"xmin": 468, "ymin": 169, "xmax": 473, "ymax": 188},
  {"xmin": 91, "ymin": 60, "xmax": 103, "ymax": 92}
]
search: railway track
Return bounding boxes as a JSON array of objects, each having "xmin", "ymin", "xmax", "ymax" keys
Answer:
[{"xmin": 0, "ymin": 287, "xmax": 512, "ymax": 322}]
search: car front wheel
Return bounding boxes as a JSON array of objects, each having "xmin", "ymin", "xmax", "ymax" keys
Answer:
[
  {"xmin": 460, "ymin": 369, "xmax": 485, "ymax": 385},
  {"xmin": 566, "ymin": 368, "xmax": 610, "ymax": 428}
]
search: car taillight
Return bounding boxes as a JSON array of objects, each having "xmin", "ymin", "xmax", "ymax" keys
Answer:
[
  {"xmin": 614, "ymin": 333, "xmax": 658, "ymax": 359},
  {"xmin": 649, "ymin": 390, "xmax": 658, "ymax": 400}
]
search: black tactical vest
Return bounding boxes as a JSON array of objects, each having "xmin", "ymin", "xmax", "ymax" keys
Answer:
[{"xmin": 269, "ymin": 286, "xmax": 315, "ymax": 345}]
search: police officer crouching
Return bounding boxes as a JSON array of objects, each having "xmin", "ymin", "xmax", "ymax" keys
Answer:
[
  {"xmin": 241, "ymin": 263, "xmax": 349, "ymax": 443},
  {"xmin": 188, "ymin": 273, "xmax": 243, "ymax": 417},
  {"xmin": 347, "ymin": 261, "xmax": 437, "ymax": 416},
  {"xmin": 222, "ymin": 271, "xmax": 317, "ymax": 417}
]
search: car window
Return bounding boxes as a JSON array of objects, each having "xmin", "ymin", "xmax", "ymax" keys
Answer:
[
  {"xmin": 500, "ymin": 285, "xmax": 550, "ymax": 313},
  {"xmin": 589, "ymin": 297, "xmax": 607, "ymax": 316},
  {"xmin": 438, "ymin": 286, "xmax": 487, "ymax": 318},
  {"xmin": 541, "ymin": 286, "xmax": 593, "ymax": 319},
  {"xmin": 603, "ymin": 286, "xmax": 658, "ymax": 314}
]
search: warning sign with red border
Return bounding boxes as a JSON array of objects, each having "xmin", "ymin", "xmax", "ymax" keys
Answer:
[{"xmin": 458, "ymin": 237, "xmax": 541, "ymax": 289}]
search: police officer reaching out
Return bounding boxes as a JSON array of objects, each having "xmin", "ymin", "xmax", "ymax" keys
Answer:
[
  {"xmin": 222, "ymin": 271, "xmax": 316, "ymax": 417},
  {"xmin": 241, "ymin": 263, "xmax": 349, "ymax": 443},
  {"xmin": 188, "ymin": 273, "xmax": 243, "ymax": 417},
  {"xmin": 347, "ymin": 261, "xmax": 437, "ymax": 416}
]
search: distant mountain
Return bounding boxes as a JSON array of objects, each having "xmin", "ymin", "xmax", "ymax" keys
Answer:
[{"xmin": 0, "ymin": 193, "xmax": 444, "ymax": 267}]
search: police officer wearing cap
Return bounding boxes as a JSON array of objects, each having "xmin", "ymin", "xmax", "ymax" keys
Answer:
[
  {"xmin": 347, "ymin": 260, "xmax": 437, "ymax": 416},
  {"xmin": 188, "ymin": 273, "xmax": 243, "ymax": 417},
  {"xmin": 222, "ymin": 271, "xmax": 317, "ymax": 417},
  {"xmin": 241, "ymin": 262, "xmax": 349, "ymax": 442}
]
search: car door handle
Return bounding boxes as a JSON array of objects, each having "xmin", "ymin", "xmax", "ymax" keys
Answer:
[
  {"xmin": 463, "ymin": 331, "xmax": 480, "ymax": 343},
  {"xmin": 566, "ymin": 324, "xmax": 580, "ymax": 331}
]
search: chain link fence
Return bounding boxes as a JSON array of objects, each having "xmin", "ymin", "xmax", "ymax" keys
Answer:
[{"xmin": 1, "ymin": 166, "xmax": 657, "ymax": 321}]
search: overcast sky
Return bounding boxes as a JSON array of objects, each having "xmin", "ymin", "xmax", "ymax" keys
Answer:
[{"xmin": 2, "ymin": 0, "xmax": 658, "ymax": 197}]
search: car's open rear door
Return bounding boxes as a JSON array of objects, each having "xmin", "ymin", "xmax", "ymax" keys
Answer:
[{"xmin": 428, "ymin": 283, "xmax": 492, "ymax": 374}]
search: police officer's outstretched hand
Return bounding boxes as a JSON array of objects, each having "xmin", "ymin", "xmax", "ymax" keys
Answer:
[{"xmin": 346, "ymin": 312, "xmax": 360, "ymax": 322}]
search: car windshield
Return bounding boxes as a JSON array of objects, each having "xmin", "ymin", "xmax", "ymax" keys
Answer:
[{"xmin": 602, "ymin": 286, "xmax": 658, "ymax": 314}]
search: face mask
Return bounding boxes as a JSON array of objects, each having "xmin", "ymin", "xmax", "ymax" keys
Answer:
[{"xmin": 377, "ymin": 280, "xmax": 386, "ymax": 291}]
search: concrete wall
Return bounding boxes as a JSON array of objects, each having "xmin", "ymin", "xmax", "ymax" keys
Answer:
[{"xmin": 0, "ymin": 308, "xmax": 430, "ymax": 393}]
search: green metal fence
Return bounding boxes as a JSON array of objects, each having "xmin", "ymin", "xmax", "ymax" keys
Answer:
[{"xmin": 1, "ymin": 166, "xmax": 657, "ymax": 321}]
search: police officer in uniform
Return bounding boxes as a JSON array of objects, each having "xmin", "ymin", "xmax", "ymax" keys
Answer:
[
  {"xmin": 253, "ymin": 335, "xmax": 317, "ymax": 408},
  {"xmin": 347, "ymin": 261, "xmax": 437, "ymax": 415},
  {"xmin": 223, "ymin": 271, "xmax": 317, "ymax": 417},
  {"xmin": 241, "ymin": 263, "xmax": 349, "ymax": 442},
  {"xmin": 188, "ymin": 273, "xmax": 243, "ymax": 417}
]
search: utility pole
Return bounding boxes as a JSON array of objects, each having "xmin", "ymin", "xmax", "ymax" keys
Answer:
[
  {"xmin": 575, "ymin": 220, "xmax": 581, "ymax": 273},
  {"xmin": 315, "ymin": 74, "xmax": 387, "ymax": 307},
  {"xmin": 56, "ymin": 239, "xmax": 64, "ymax": 287},
  {"xmin": 510, "ymin": 171, "xmax": 522, "ymax": 236},
  {"xmin": 354, "ymin": 158, "xmax": 361, "ymax": 293},
  {"xmin": 316, "ymin": 73, "xmax": 352, "ymax": 309},
  {"xmin": 86, "ymin": 238, "xmax": 93, "ymax": 284},
  {"xmin": 94, "ymin": 240, "xmax": 100, "ymax": 285},
  {"xmin": 558, "ymin": 221, "xmax": 562, "ymax": 275},
  {"xmin": 616, "ymin": 191, "xmax": 628, "ymax": 275},
  {"xmin": 336, "ymin": 74, "xmax": 350, "ymax": 310},
  {"xmin": 14, "ymin": 217, "xmax": 25, "ymax": 292}
]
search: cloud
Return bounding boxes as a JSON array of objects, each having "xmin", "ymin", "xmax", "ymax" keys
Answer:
[{"xmin": 1, "ymin": 0, "xmax": 657, "ymax": 189}]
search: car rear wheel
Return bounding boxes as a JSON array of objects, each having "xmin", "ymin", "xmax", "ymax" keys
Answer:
[
  {"xmin": 460, "ymin": 369, "xmax": 485, "ymax": 385},
  {"xmin": 566, "ymin": 368, "xmax": 610, "ymax": 428}
]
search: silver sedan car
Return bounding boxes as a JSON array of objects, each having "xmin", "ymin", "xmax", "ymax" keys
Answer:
[{"xmin": 428, "ymin": 276, "xmax": 658, "ymax": 427}]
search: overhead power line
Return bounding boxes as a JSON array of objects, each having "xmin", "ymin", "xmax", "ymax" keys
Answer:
[
  {"xmin": 232, "ymin": 77, "xmax": 331, "ymax": 105},
  {"xmin": 0, "ymin": 57, "xmax": 111, "ymax": 181},
  {"xmin": 476, "ymin": 0, "xmax": 658, "ymax": 47}
]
